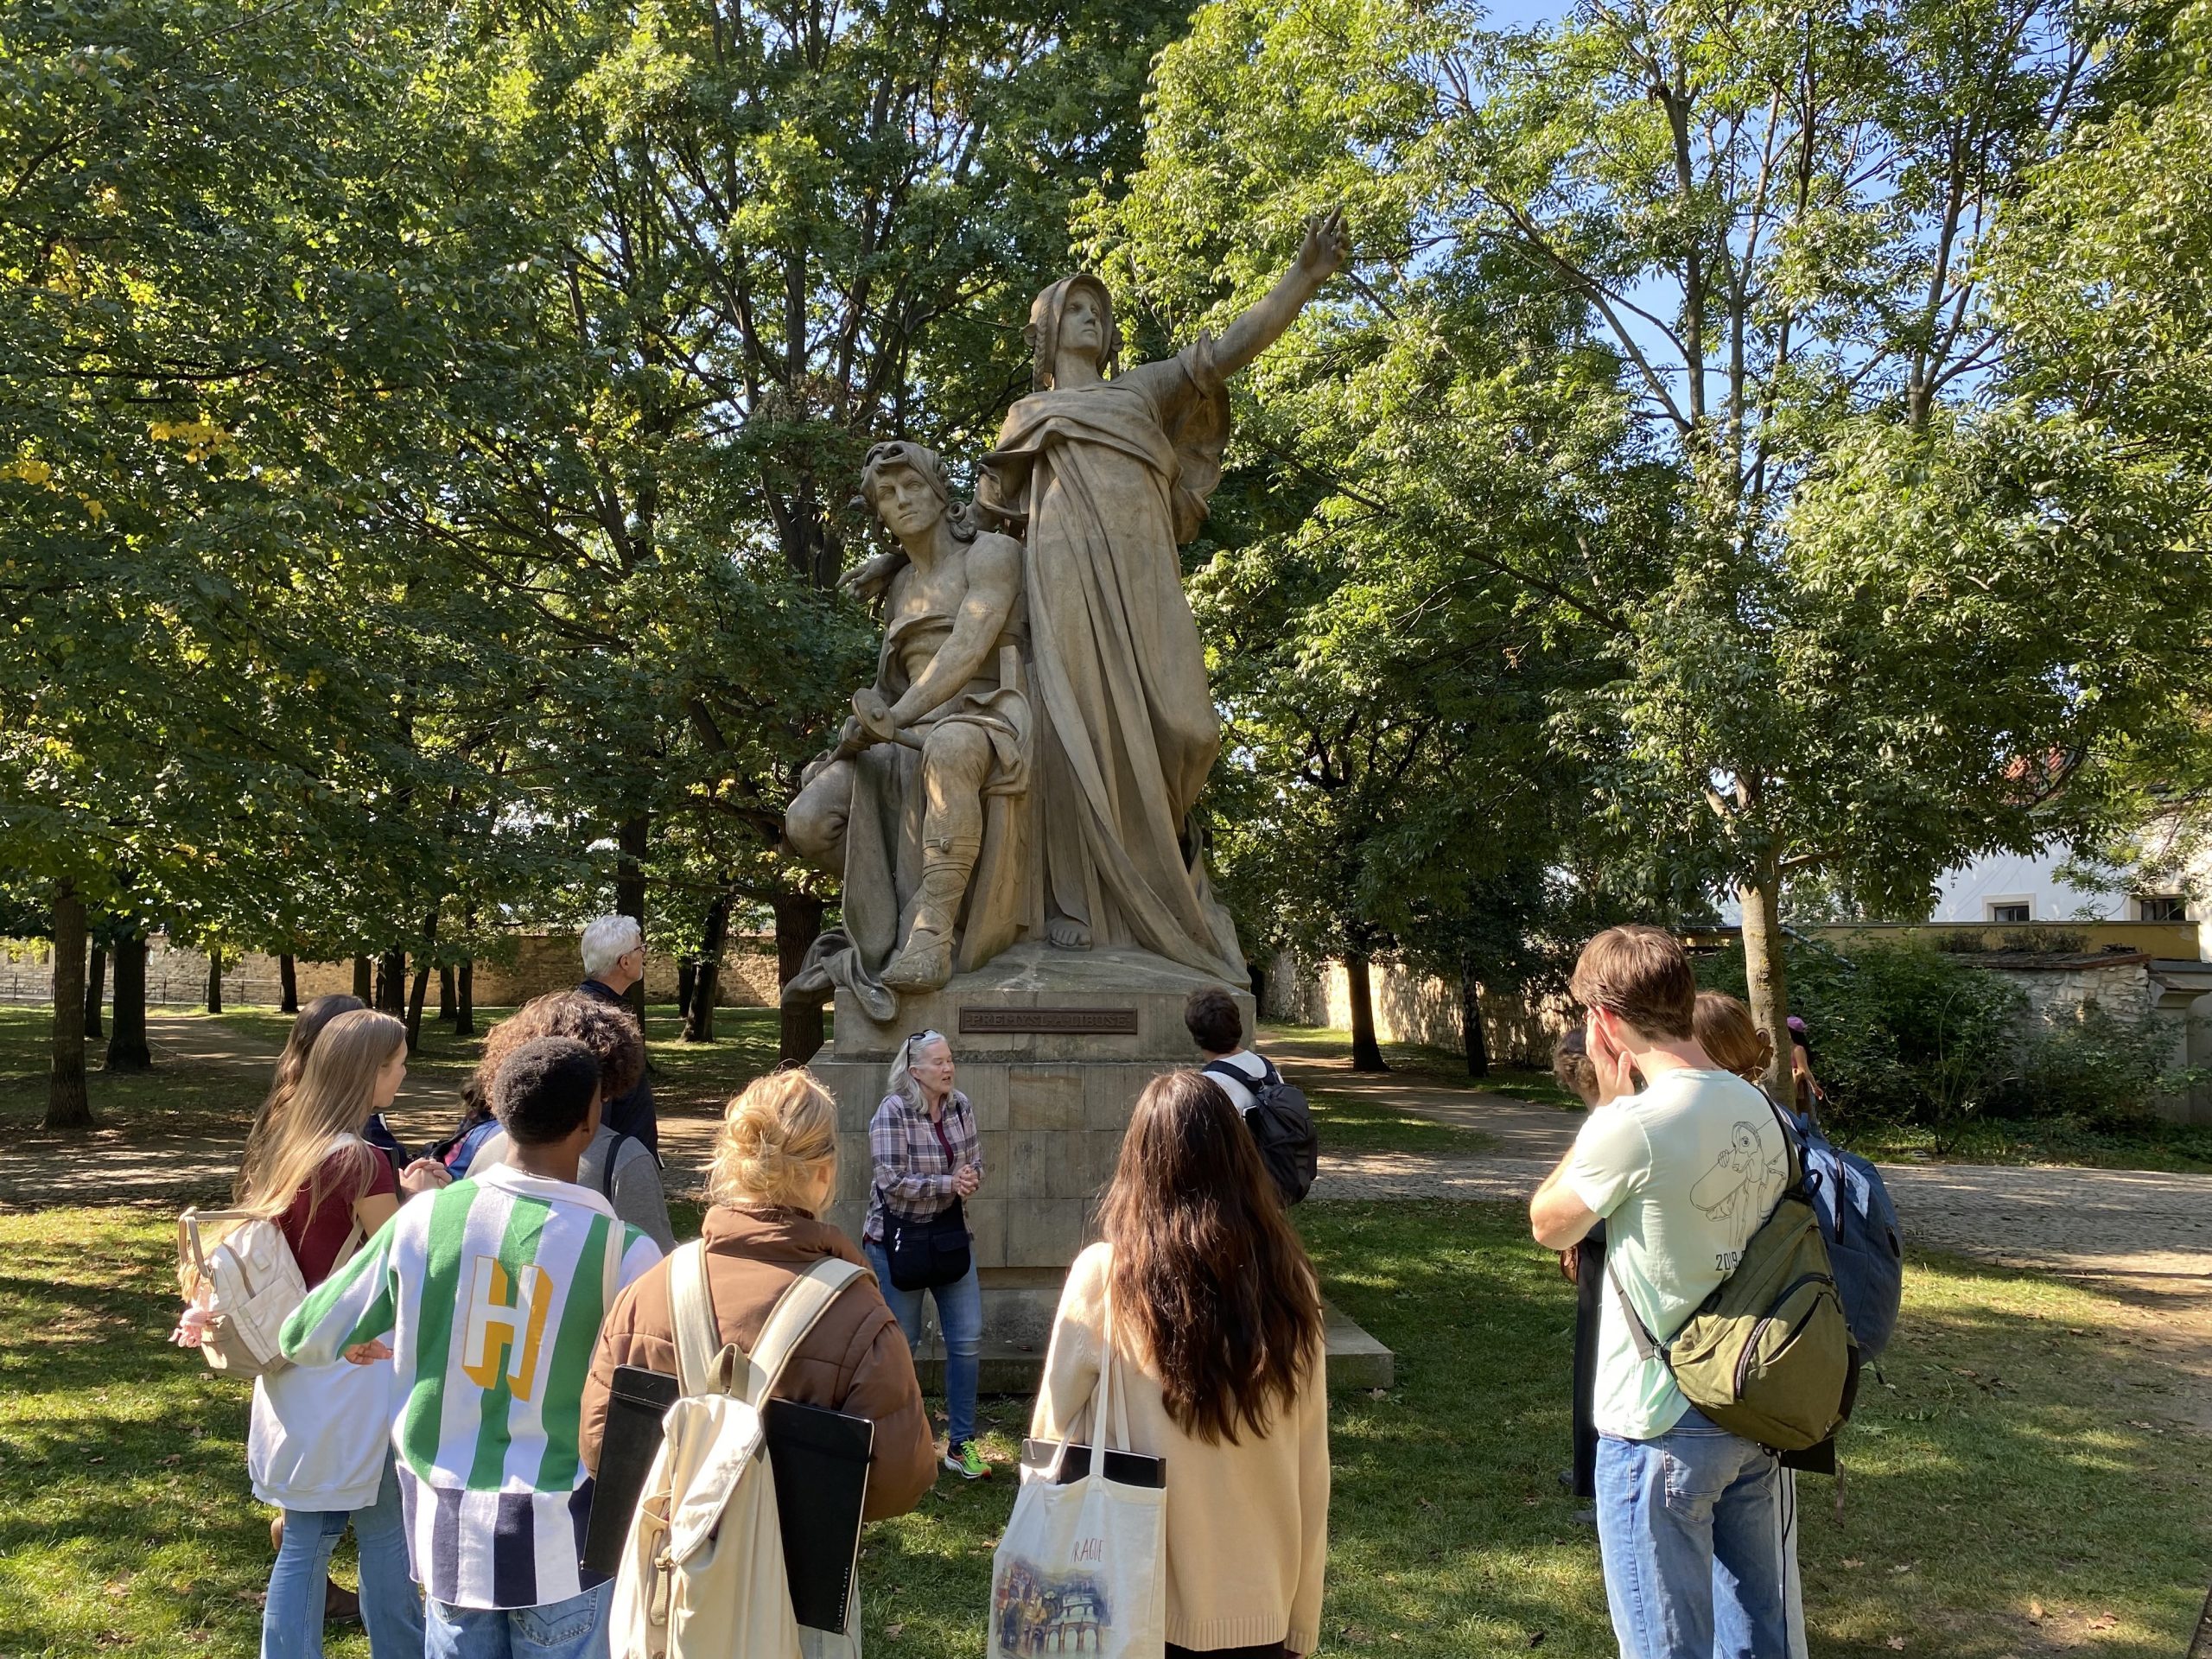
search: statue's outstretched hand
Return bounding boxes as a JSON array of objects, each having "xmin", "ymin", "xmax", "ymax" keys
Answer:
[{"xmin": 1299, "ymin": 207, "xmax": 1349, "ymax": 282}]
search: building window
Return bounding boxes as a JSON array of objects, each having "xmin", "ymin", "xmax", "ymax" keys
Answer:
[
  {"xmin": 1987, "ymin": 901, "xmax": 2031, "ymax": 924},
  {"xmin": 2138, "ymin": 893, "xmax": 2188, "ymax": 923}
]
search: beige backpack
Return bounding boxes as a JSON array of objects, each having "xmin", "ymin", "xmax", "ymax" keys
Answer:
[
  {"xmin": 175, "ymin": 1207, "xmax": 359, "ymax": 1379},
  {"xmin": 612, "ymin": 1243, "xmax": 864, "ymax": 1659}
]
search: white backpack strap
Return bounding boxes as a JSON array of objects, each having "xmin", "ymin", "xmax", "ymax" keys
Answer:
[
  {"xmin": 668, "ymin": 1241, "xmax": 722, "ymax": 1396},
  {"xmin": 737, "ymin": 1257, "xmax": 867, "ymax": 1406}
]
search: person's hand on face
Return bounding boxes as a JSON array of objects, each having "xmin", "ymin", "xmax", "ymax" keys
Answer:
[{"xmin": 1586, "ymin": 1010, "xmax": 1638, "ymax": 1106}]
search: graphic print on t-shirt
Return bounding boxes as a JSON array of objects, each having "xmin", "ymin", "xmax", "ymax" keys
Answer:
[{"xmin": 1688, "ymin": 1118, "xmax": 1787, "ymax": 1269}]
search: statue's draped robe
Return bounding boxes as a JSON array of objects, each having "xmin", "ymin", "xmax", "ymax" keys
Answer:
[{"xmin": 981, "ymin": 343, "xmax": 1244, "ymax": 981}]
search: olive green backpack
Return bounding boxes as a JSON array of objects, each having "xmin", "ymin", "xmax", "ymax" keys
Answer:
[{"xmin": 1609, "ymin": 1097, "xmax": 1859, "ymax": 1452}]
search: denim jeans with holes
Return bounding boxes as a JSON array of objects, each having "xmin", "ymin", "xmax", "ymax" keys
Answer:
[
  {"xmin": 424, "ymin": 1579, "xmax": 613, "ymax": 1659},
  {"xmin": 1594, "ymin": 1409, "xmax": 1791, "ymax": 1658}
]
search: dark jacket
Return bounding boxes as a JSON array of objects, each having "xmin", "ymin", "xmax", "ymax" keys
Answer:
[
  {"xmin": 579, "ymin": 1205, "xmax": 938, "ymax": 1522},
  {"xmin": 577, "ymin": 977, "xmax": 658, "ymax": 1154}
]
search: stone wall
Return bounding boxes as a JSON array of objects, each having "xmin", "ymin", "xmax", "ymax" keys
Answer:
[
  {"xmin": 1262, "ymin": 950, "xmax": 1571, "ymax": 1065},
  {"xmin": 0, "ymin": 932, "xmax": 783, "ymax": 1010}
]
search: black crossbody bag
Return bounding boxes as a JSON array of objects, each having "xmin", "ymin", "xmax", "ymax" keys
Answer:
[{"xmin": 883, "ymin": 1195, "xmax": 970, "ymax": 1291}]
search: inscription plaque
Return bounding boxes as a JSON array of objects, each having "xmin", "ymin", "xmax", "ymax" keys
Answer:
[{"xmin": 958, "ymin": 1006, "xmax": 1140, "ymax": 1036}]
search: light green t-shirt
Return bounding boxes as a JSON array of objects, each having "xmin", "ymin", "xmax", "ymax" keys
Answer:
[{"xmin": 1567, "ymin": 1067, "xmax": 1789, "ymax": 1439}]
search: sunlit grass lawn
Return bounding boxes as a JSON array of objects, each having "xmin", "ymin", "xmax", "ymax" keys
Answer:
[
  {"xmin": 3, "ymin": 1202, "xmax": 2202, "ymax": 1657},
  {"xmin": 1263, "ymin": 1024, "xmax": 1581, "ymax": 1110}
]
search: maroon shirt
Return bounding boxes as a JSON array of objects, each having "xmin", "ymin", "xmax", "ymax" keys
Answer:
[{"xmin": 278, "ymin": 1141, "xmax": 396, "ymax": 1288}]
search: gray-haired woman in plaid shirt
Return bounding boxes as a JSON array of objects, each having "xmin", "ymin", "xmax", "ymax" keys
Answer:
[{"xmin": 863, "ymin": 1030, "xmax": 992, "ymax": 1478}]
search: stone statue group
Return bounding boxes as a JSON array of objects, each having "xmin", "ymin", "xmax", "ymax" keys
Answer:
[{"xmin": 784, "ymin": 211, "xmax": 1351, "ymax": 1018}]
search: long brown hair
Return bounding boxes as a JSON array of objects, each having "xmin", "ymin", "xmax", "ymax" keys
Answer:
[
  {"xmin": 1100, "ymin": 1070, "xmax": 1322, "ymax": 1445},
  {"xmin": 1694, "ymin": 990, "xmax": 1775, "ymax": 1084},
  {"xmin": 235, "ymin": 994, "xmax": 367, "ymax": 1203},
  {"xmin": 237, "ymin": 1009, "xmax": 405, "ymax": 1224}
]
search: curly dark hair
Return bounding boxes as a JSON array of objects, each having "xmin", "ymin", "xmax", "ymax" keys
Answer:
[{"xmin": 472, "ymin": 990, "xmax": 644, "ymax": 1106}]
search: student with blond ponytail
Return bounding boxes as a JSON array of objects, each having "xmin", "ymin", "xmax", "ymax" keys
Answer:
[
  {"xmin": 234, "ymin": 1007, "xmax": 437, "ymax": 1659},
  {"xmin": 581, "ymin": 1069, "xmax": 938, "ymax": 1605}
]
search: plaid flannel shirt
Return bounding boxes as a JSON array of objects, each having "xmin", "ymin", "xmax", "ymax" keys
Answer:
[{"xmin": 865, "ymin": 1089, "xmax": 982, "ymax": 1243}]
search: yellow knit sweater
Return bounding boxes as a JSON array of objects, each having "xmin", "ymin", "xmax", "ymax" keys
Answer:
[{"xmin": 1029, "ymin": 1243, "xmax": 1331, "ymax": 1655}]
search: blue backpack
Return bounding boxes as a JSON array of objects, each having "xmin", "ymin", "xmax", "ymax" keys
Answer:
[{"xmin": 1787, "ymin": 1108, "xmax": 1904, "ymax": 1361}]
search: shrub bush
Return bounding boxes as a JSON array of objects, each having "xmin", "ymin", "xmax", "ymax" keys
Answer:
[
  {"xmin": 1994, "ymin": 1001, "xmax": 2183, "ymax": 1124},
  {"xmin": 1698, "ymin": 938, "xmax": 2023, "ymax": 1134},
  {"xmin": 1699, "ymin": 938, "xmax": 2194, "ymax": 1135}
]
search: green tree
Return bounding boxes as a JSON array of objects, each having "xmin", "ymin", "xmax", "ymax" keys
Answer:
[{"xmin": 1092, "ymin": 0, "xmax": 2212, "ymax": 1091}]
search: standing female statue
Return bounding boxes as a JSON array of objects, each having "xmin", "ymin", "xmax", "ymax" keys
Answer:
[{"xmin": 979, "ymin": 209, "xmax": 1349, "ymax": 980}]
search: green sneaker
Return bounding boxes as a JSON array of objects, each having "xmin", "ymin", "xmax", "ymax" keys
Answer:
[{"xmin": 945, "ymin": 1439, "xmax": 992, "ymax": 1480}]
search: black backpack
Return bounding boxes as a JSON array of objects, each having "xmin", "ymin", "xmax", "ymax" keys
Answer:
[{"xmin": 1205, "ymin": 1058, "xmax": 1318, "ymax": 1206}]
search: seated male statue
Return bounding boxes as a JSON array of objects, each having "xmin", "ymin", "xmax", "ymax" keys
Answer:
[{"xmin": 784, "ymin": 441, "xmax": 1032, "ymax": 1003}]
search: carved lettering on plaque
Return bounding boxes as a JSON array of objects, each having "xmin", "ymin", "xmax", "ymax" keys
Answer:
[{"xmin": 958, "ymin": 1007, "xmax": 1140, "ymax": 1036}]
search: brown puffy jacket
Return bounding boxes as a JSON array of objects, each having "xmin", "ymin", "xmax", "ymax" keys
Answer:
[{"xmin": 580, "ymin": 1204, "xmax": 938, "ymax": 1521}]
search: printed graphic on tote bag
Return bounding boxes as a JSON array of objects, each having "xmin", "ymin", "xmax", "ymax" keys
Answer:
[{"xmin": 993, "ymin": 1555, "xmax": 1113, "ymax": 1656}]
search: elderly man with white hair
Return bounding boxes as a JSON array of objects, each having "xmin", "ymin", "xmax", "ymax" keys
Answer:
[{"xmin": 575, "ymin": 913, "xmax": 658, "ymax": 1154}]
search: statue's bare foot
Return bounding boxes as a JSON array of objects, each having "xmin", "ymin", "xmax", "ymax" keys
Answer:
[
  {"xmin": 882, "ymin": 931, "xmax": 955, "ymax": 993},
  {"xmin": 1046, "ymin": 915, "xmax": 1092, "ymax": 950}
]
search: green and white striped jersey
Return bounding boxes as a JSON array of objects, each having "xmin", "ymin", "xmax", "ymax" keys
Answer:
[{"xmin": 283, "ymin": 1161, "xmax": 662, "ymax": 1609}]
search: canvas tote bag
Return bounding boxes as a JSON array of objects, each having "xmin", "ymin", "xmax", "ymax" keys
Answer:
[
  {"xmin": 988, "ymin": 1291, "xmax": 1166, "ymax": 1659},
  {"xmin": 611, "ymin": 1242, "xmax": 865, "ymax": 1659}
]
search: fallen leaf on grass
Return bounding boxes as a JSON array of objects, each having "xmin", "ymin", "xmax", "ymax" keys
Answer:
[
  {"xmin": 1840, "ymin": 1558, "xmax": 1864, "ymax": 1569},
  {"xmin": 1886, "ymin": 1639, "xmax": 1906, "ymax": 1650},
  {"xmin": 2028, "ymin": 1599, "xmax": 2045, "ymax": 1622},
  {"xmin": 160, "ymin": 1454, "xmax": 181, "ymax": 1465},
  {"xmin": 2087, "ymin": 1614, "xmax": 2118, "ymax": 1630},
  {"xmin": 884, "ymin": 1626, "xmax": 904, "ymax": 1642}
]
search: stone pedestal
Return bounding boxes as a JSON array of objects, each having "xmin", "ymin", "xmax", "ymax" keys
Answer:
[{"xmin": 810, "ymin": 940, "xmax": 1389, "ymax": 1389}]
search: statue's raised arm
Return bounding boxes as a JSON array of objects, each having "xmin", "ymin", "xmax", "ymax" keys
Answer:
[
  {"xmin": 979, "ymin": 209, "xmax": 1350, "ymax": 980},
  {"xmin": 1210, "ymin": 207, "xmax": 1351, "ymax": 378}
]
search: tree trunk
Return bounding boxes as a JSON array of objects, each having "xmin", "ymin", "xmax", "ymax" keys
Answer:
[
  {"xmin": 1737, "ymin": 868, "xmax": 1794, "ymax": 1098},
  {"xmin": 676, "ymin": 959, "xmax": 697, "ymax": 1023},
  {"xmin": 774, "ymin": 892, "xmax": 826, "ymax": 1065},
  {"xmin": 406, "ymin": 964, "xmax": 432, "ymax": 1052},
  {"xmin": 1460, "ymin": 962, "xmax": 1490, "ymax": 1078},
  {"xmin": 46, "ymin": 880, "xmax": 94, "ymax": 1130},
  {"xmin": 353, "ymin": 955, "xmax": 372, "ymax": 1001},
  {"xmin": 376, "ymin": 949, "xmax": 405, "ymax": 1015},
  {"xmin": 617, "ymin": 813, "xmax": 650, "ymax": 1024},
  {"xmin": 438, "ymin": 963, "xmax": 456, "ymax": 1023},
  {"xmin": 85, "ymin": 944, "xmax": 106, "ymax": 1039},
  {"xmin": 205, "ymin": 951, "xmax": 224, "ymax": 1014},
  {"xmin": 685, "ymin": 896, "xmax": 732, "ymax": 1045},
  {"xmin": 1344, "ymin": 950, "xmax": 1389, "ymax": 1072},
  {"xmin": 455, "ymin": 958, "xmax": 475, "ymax": 1038},
  {"xmin": 107, "ymin": 933, "xmax": 151, "ymax": 1071},
  {"xmin": 278, "ymin": 952, "xmax": 298, "ymax": 1014},
  {"xmin": 405, "ymin": 910, "xmax": 439, "ymax": 1052}
]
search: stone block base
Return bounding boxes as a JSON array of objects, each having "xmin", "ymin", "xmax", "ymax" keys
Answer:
[{"xmin": 801, "ymin": 939, "xmax": 1394, "ymax": 1391}]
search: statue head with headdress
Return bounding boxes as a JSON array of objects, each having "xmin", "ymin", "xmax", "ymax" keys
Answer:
[{"xmin": 1026, "ymin": 274, "xmax": 1122, "ymax": 391}]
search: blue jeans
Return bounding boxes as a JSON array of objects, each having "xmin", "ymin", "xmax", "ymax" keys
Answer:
[
  {"xmin": 1595, "ymin": 1410, "xmax": 1790, "ymax": 1658},
  {"xmin": 865, "ymin": 1237, "xmax": 983, "ymax": 1446},
  {"xmin": 425, "ymin": 1580, "xmax": 613, "ymax": 1659},
  {"xmin": 263, "ymin": 1452, "xmax": 423, "ymax": 1659}
]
